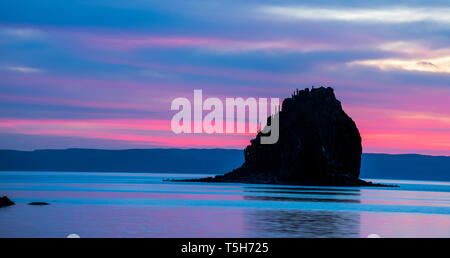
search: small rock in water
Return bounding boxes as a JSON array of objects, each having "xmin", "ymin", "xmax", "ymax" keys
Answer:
[
  {"xmin": 0, "ymin": 196, "xmax": 15, "ymax": 207},
  {"xmin": 28, "ymin": 202, "xmax": 50, "ymax": 205}
]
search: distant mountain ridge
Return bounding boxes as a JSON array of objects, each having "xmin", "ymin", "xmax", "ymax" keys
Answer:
[
  {"xmin": 360, "ymin": 153, "xmax": 450, "ymax": 181},
  {"xmin": 0, "ymin": 149, "xmax": 448, "ymax": 181},
  {"xmin": 0, "ymin": 149, "xmax": 243, "ymax": 174}
]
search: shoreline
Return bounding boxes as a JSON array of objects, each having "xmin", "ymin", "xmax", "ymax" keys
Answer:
[{"xmin": 169, "ymin": 177, "xmax": 399, "ymax": 187}]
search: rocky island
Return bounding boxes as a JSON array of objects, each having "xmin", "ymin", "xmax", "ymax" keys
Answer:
[
  {"xmin": 177, "ymin": 87, "xmax": 392, "ymax": 187},
  {"xmin": 0, "ymin": 196, "xmax": 15, "ymax": 207}
]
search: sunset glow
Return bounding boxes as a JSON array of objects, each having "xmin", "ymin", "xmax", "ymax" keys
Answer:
[{"xmin": 0, "ymin": 1, "xmax": 449, "ymax": 155}]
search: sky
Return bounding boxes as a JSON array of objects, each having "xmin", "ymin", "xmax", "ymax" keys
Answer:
[{"xmin": 0, "ymin": 0, "xmax": 449, "ymax": 155}]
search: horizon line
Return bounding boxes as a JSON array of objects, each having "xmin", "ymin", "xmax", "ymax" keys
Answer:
[{"xmin": 1, "ymin": 147, "xmax": 449, "ymax": 157}]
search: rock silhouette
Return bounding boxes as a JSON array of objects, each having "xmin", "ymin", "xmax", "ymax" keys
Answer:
[
  {"xmin": 185, "ymin": 87, "xmax": 379, "ymax": 186},
  {"xmin": 0, "ymin": 196, "xmax": 15, "ymax": 207},
  {"xmin": 28, "ymin": 202, "xmax": 49, "ymax": 205}
]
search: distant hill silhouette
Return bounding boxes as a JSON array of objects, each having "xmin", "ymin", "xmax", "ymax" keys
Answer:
[
  {"xmin": 0, "ymin": 149, "xmax": 448, "ymax": 181},
  {"xmin": 360, "ymin": 153, "xmax": 450, "ymax": 181},
  {"xmin": 0, "ymin": 149, "xmax": 243, "ymax": 173}
]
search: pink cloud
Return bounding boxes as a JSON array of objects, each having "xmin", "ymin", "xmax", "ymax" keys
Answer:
[
  {"xmin": 84, "ymin": 34, "xmax": 344, "ymax": 53},
  {"xmin": 13, "ymin": 128, "xmax": 252, "ymax": 148},
  {"xmin": 1, "ymin": 111, "xmax": 450, "ymax": 154}
]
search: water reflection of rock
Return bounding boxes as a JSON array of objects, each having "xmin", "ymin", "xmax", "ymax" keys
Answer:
[
  {"xmin": 244, "ymin": 209, "xmax": 360, "ymax": 237},
  {"xmin": 244, "ymin": 186, "xmax": 361, "ymax": 202},
  {"xmin": 242, "ymin": 187, "xmax": 361, "ymax": 237}
]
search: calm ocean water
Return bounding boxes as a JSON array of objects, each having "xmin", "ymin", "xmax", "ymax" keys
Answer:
[{"xmin": 0, "ymin": 171, "xmax": 449, "ymax": 238}]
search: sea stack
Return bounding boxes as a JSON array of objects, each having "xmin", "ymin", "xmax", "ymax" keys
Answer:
[{"xmin": 198, "ymin": 87, "xmax": 370, "ymax": 186}]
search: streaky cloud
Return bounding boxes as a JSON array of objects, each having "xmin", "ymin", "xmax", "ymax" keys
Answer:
[
  {"xmin": 257, "ymin": 5, "xmax": 450, "ymax": 24},
  {"xmin": 0, "ymin": 27, "xmax": 45, "ymax": 38},
  {"xmin": 5, "ymin": 66, "xmax": 43, "ymax": 73},
  {"xmin": 348, "ymin": 54, "xmax": 450, "ymax": 74},
  {"xmin": 86, "ymin": 34, "xmax": 342, "ymax": 53}
]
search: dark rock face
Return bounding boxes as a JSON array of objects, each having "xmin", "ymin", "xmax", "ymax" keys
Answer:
[
  {"xmin": 0, "ymin": 196, "xmax": 15, "ymax": 207},
  {"xmin": 28, "ymin": 202, "xmax": 49, "ymax": 205},
  {"xmin": 203, "ymin": 87, "xmax": 368, "ymax": 186}
]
